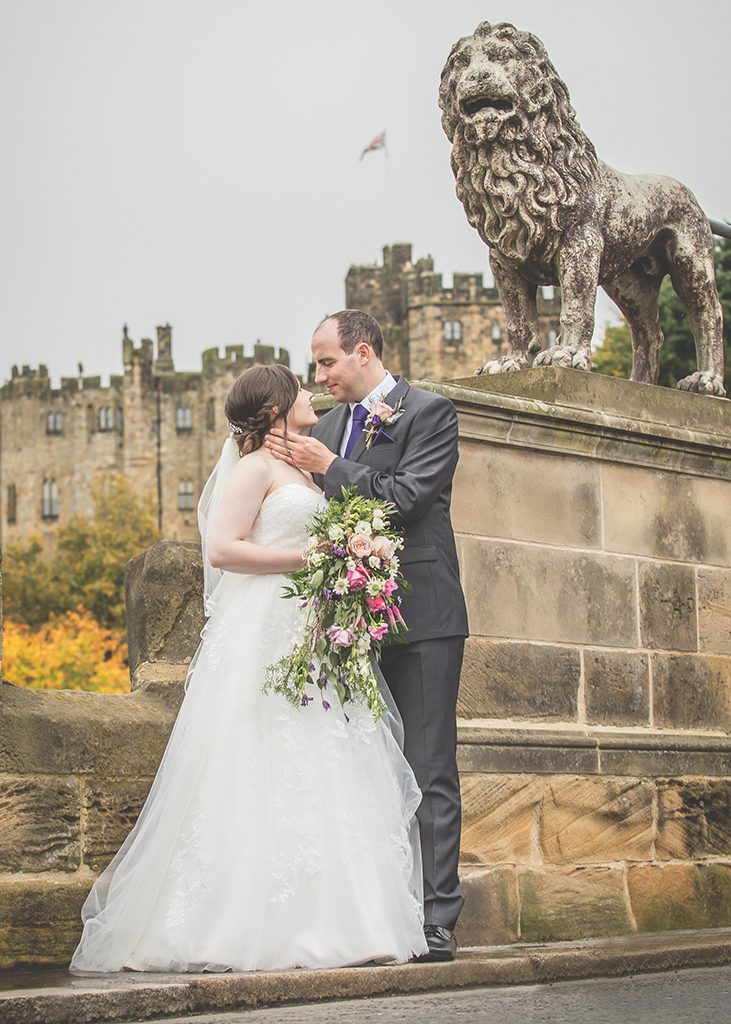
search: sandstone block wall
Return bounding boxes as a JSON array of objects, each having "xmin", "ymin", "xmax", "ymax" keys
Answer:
[{"xmin": 439, "ymin": 368, "xmax": 731, "ymax": 947}]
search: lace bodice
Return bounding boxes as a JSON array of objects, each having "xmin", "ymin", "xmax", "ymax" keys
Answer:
[{"xmin": 248, "ymin": 483, "xmax": 325, "ymax": 549}]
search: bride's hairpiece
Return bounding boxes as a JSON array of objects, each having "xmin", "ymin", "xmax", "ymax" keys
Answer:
[{"xmin": 228, "ymin": 420, "xmax": 244, "ymax": 435}]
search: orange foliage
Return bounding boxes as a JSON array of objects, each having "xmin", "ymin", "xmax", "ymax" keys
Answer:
[{"xmin": 2, "ymin": 607, "xmax": 130, "ymax": 693}]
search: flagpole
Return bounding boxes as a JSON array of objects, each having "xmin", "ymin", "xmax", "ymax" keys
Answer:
[{"xmin": 384, "ymin": 135, "xmax": 390, "ymax": 244}]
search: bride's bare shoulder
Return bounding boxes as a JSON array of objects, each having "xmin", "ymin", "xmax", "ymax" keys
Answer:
[{"xmin": 229, "ymin": 449, "xmax": 273, "ymax": 489}]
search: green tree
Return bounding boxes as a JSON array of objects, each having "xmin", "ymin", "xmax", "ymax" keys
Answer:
[
  {"xmin": 593, "ymin": 236, "xmax": 731, "ymax": 391},
  {"xmin": 592, "ymin": 321, "xmax": 633, "ymax": 379},
  {"xmin": 4, "ymin": 476, "xmax": 159, "ymax": 632}
]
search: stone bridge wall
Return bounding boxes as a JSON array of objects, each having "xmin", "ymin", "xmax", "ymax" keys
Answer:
[{"xmin": 0, "ymin": 367, "xmax": 729, "ymax": 967}]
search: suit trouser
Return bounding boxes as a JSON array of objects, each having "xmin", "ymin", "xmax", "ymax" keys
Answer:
[{"xmin": 380, "ymin": 636, "xmax": 465, "ymax": 930}]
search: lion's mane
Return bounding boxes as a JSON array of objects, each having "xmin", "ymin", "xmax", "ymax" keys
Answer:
[{"xmin": 439, "ymin": 22, "xmax": 599, "ymax": 264}]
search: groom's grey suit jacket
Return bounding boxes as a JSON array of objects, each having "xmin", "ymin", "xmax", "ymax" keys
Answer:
[{"xmin": 312, "ymin": 377, "xmax": 468, "ymax": 645}]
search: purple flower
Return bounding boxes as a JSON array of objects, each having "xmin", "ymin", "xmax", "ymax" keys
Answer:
[
  {"xmin": 308, "ymin": 661, "xmax": 316, "ymax": 673},
  {"xmin": 322, "ymin": 587, "xmax": 331, "ymax": 600},
  {"xmin": 332, "ymin": 545, "xmax": 347, "ymax": 558},
  {"xmin": 301, "ymin": 694, "xmax": 314, "ymax": 706},
  {"xmin": 371, "ymin": 414, "xmax": 382, "ymax": 427},
  {"xmin": 320, "ymin": 671, "xmax": 329, "ymax": 686},
  {"xmin": 322, "ymin": 700, "xmax": 331, "ymax": 711}
]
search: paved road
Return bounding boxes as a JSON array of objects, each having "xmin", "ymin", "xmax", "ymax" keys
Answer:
[{"xmin": 140, "ymin": 965, "xmax": 731, "ymax": 1024}]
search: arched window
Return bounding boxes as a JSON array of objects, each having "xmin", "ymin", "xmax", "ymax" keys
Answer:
[
  {"xmin": 443, "ymin": 320, "xmax": 462, "ymax": 345},
  {"xmin": 176, "ymin": 407, "xmax": 193, "ymax": 432},
  {"xmin": 46, "ymin": 411, "xmax": 63, "ymax": 435},
  {"xmin": 97, "ymin": 407, "xmax": 114, "ymax": 431},
  {"xmin": 41, "ymin": 478, "xmax": 58, "ymax": 520},
  {"xmin": 178, "ymin": 479, "xmax": 194, "ymax": 511}
]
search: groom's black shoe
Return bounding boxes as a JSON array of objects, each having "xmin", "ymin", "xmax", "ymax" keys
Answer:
[{"xmin": 416, "ymin": 924, "xmax": 457, "ymax": 962}]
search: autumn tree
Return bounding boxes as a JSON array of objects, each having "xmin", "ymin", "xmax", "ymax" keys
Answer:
[{"xmin": 4, "ymin": 475, "xmax": 158, "ymax": 632}]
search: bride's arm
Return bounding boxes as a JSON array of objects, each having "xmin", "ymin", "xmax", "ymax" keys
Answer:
[{"xmin": 207, "ymin": 455, "xmax": 305, "ymax": 574}]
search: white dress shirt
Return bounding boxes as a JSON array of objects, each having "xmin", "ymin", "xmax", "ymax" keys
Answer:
[{"xmin": 338, "ymin": 371, "xmax": 398, "ymax": 457}]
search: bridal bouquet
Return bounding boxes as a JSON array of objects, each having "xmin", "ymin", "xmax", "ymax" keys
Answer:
[{"xmin": 264, "ymin": 486, "xmax": 409, "ymax": 718}]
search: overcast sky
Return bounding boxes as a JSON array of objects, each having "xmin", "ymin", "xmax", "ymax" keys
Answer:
[{"xmin": 1, "ymin": 0, "xmax": 729, "ymax": 382}]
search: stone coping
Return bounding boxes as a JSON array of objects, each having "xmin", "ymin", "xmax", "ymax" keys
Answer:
[
  {"xmin": 445, "ymin": 367, "xmax": 731, "ymax": 440},
  {"xmin": 1, "ymin": 929, "xmax": 729, "ymax": 1024},
  {"xmin": 457, "ymin": 722, "xmax": 731, "ymax": 776}
]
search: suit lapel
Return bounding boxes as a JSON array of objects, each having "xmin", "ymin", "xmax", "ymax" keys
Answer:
[{"xmin": 350, "ymin": 377, "xmax": 411, "ymax": 463}]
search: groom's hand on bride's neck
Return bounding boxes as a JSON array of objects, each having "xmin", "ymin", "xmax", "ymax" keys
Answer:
[{"xmin": 264, "ymin": 429, "xmax": 336, "ymax": 475}]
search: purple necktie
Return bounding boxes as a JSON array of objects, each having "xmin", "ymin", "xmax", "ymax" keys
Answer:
[{"xmin": 343, "ymin": 404, "xmax": 369, "ymax": 459}]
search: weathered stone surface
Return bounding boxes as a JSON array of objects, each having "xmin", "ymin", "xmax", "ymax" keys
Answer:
[
  {"xmin": 457, "ymin": 726, "xmax": 599, "ymax": 775},
  {"xmin": 0, "ymin": 873, "xmax": 92, "ymax": 968},
  {"xmin": 451, "ymin": 441, "xmax": 600, "ymax": 548},
  {"xmin": 125, "ymin": 540, "xmax": 205, "ymax": 675},
  {"xmin": 519, "ymin": 867, "xmax": 631, "ymax": 941},
  {"xmin": 0, "ymin": 679, "xmax": 175, "ymax": 776},
  {"xmin": 460, "ymin": 536, "xmax": 637, "ymax": 647},
  {"xmin": 0, "ymin": 776, "xmax": 81, "ymax": 873},
  {"xmin": 82, "ymin": 778, "xmax": 152, "ymax": 872},
  {"xmin": 458, "ymin": 638, "xmax": 580, "ymax": 721},
  {"xmin": 628, "ymin": 864, "xmax": 731, "ymax": 932},
  {"xmin": 460, "ymin": 775, "xmax": 543, "ymax": 864},
  {"xmin": 456, "ymin": 867, "xmax": 519, "ymax": 946},
  {"xmin": 652, "ymin": 654, "xmax": 731, "ymax": 731},
  {"xmin": 656, "ymin": 779, "xmax": 731, "ymax": 860},
  {"xmin": 602, "ymin": 464, "xmax": 731, "ymax": 566},
  {"xmin": 584, "ymin": 650, "xmax": 649, "ymax": 727},
  {"xmin": 455, "ymin": 366, "xmax": 731, "ymax": 437},
  {"xmin": 540, "ymin": 777, "xmax": 653, "ymax": 865},
  {"xmin": 698, "ymin": 568, "xmax": 731, "ymax": 654},
  {"xmin": 639, "ymin": 561, "xmax": 697, "ymax": 651}
]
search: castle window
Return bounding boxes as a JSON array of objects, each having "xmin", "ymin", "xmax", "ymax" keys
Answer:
[
  {"xmin": 6, "ymin": 484, "xmax": 17, "ymax": 524},
  {"xmin": 443, "ymin": 320, "xmax": 462, "ymax": 345},
  {"xmin": 46, "ymin": 411, "xmax": 63, "ymax": 435},
  {"xmin": 178, "ymin": 479, "xmax": 194, "ymax": 511},
  {"xmin": 97, "ymin": 406, "xmax": 114, "ymax": 431},
  {"xmin": 206, "ymin": 397, "xmax": 215, "ymax": 432},
  {"xmin": 41, "ymin": 478, "xmax": 58, "ymax": 520},
  {"xmin": 176, "ymin": 406, "xmax": 193, "ymax": 432}
]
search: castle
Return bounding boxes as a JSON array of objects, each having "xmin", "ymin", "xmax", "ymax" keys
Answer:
[
  {"xmin": 0, "ymin": 244, "xmax": 560, "ymax": 548},
  {"xmin": 345, "ymin": 243, "xmax": 560, "ymax": 379},
  {"xmin": 0, "ymin": 326, "xmax": 290, "ymax": 549}
]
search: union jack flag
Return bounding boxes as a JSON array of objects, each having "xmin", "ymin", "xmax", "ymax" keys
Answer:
[{"xmin": 360, "ymin": 131, "xmax": 386, "ymax": 160}]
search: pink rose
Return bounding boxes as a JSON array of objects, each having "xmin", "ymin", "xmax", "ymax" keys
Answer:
[
  {"xmin": 368, "ymin": 623, "xmax": 389, "ymax": 641},
  {"xmin": 371, "ymin": 536, "xmax": 395, "ymax": 560},
  {"xmin": 367, "ymin": 595, "xmax": 386, "ymax": 612},
  {"xmin": 382, "ymin": 577, "xmax": 398, "ymax": 597},
  {"xmin": 326, "ymin": 625, "xmax": 354, "ymax": 647},
  {"xmin": 370, "ymin": 400, "xmax": 394, "ymax": 421},
  {"xmin": 348, "ymin": 533, "xmax": 373, "ymax": 559},
  {"xmin": 346, "ymin": 566, "xmax": 370, "ymax": 591}
]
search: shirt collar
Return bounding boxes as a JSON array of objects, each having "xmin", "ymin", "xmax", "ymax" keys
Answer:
[{"xmin": 350, "ymin": 372, "xmax": 398, "ymax": 414}]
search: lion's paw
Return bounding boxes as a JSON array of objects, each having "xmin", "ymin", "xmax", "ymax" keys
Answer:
[
  {"xmin": 533, "ymin": 344, "xmax": 592, "ymax": 372},
  {"xmin": 475, "ymin": 353, "xmax": 532, "ymax": 375},
  {"xmin": 676, "ymin": 372, "xmax": 727, "ymax": 398}
]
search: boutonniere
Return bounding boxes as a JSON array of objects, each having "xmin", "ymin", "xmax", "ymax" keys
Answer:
[{"xmin": 363, "ymin": 396, "xmax": 405, "ymax": 450}]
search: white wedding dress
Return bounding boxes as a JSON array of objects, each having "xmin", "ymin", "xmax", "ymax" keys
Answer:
[{"xmin": 70, "ymin": 481, "xmax": 427, "ymax": 973}]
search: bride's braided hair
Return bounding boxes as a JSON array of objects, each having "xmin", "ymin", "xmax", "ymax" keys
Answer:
[{"xmin": 224, "ymin": 364, "xmax": 300, "ymax": 457}]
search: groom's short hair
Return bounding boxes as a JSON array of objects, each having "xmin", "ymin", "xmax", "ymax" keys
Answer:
[{"xmin": 323, "ymin": 309, "xmax": 384, "ymax": 359}]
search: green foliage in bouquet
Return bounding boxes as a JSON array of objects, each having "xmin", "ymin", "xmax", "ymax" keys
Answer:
[{"xmin": 264, "ymin": 486, "xmax": 410, "ymax": 718}]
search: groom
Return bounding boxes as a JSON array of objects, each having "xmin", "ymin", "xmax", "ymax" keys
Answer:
[{"xmin": 265, "ymin": 309, "xmax": 469, "ymax": 961}]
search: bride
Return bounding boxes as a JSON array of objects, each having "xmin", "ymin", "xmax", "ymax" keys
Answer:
[{"xmin": 70, "ymin": 363, "xmax": 428, "ymax": 973}]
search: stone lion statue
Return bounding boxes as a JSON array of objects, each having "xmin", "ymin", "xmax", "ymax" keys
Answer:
[{"xmin": 439, "ymin": 21, "xmax": 726, "ymax": 397}]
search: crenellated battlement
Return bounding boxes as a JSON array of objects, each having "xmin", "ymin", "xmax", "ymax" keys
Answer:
[{"xmin": 201, "ymin": 343, "xmax": 290, "ymax": 378}]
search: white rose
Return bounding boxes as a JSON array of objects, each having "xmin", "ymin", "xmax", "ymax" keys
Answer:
[
  {"xmin": 328, "ymin": 524, "xmax": 344, "ymax": 542},
  {"xmin": 372, "ymin": 516, "xmax": 385, "ymax": 532},
  {"xmin": 354, "ymin": 520, "xmax": 372, "ymax": 536}
]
